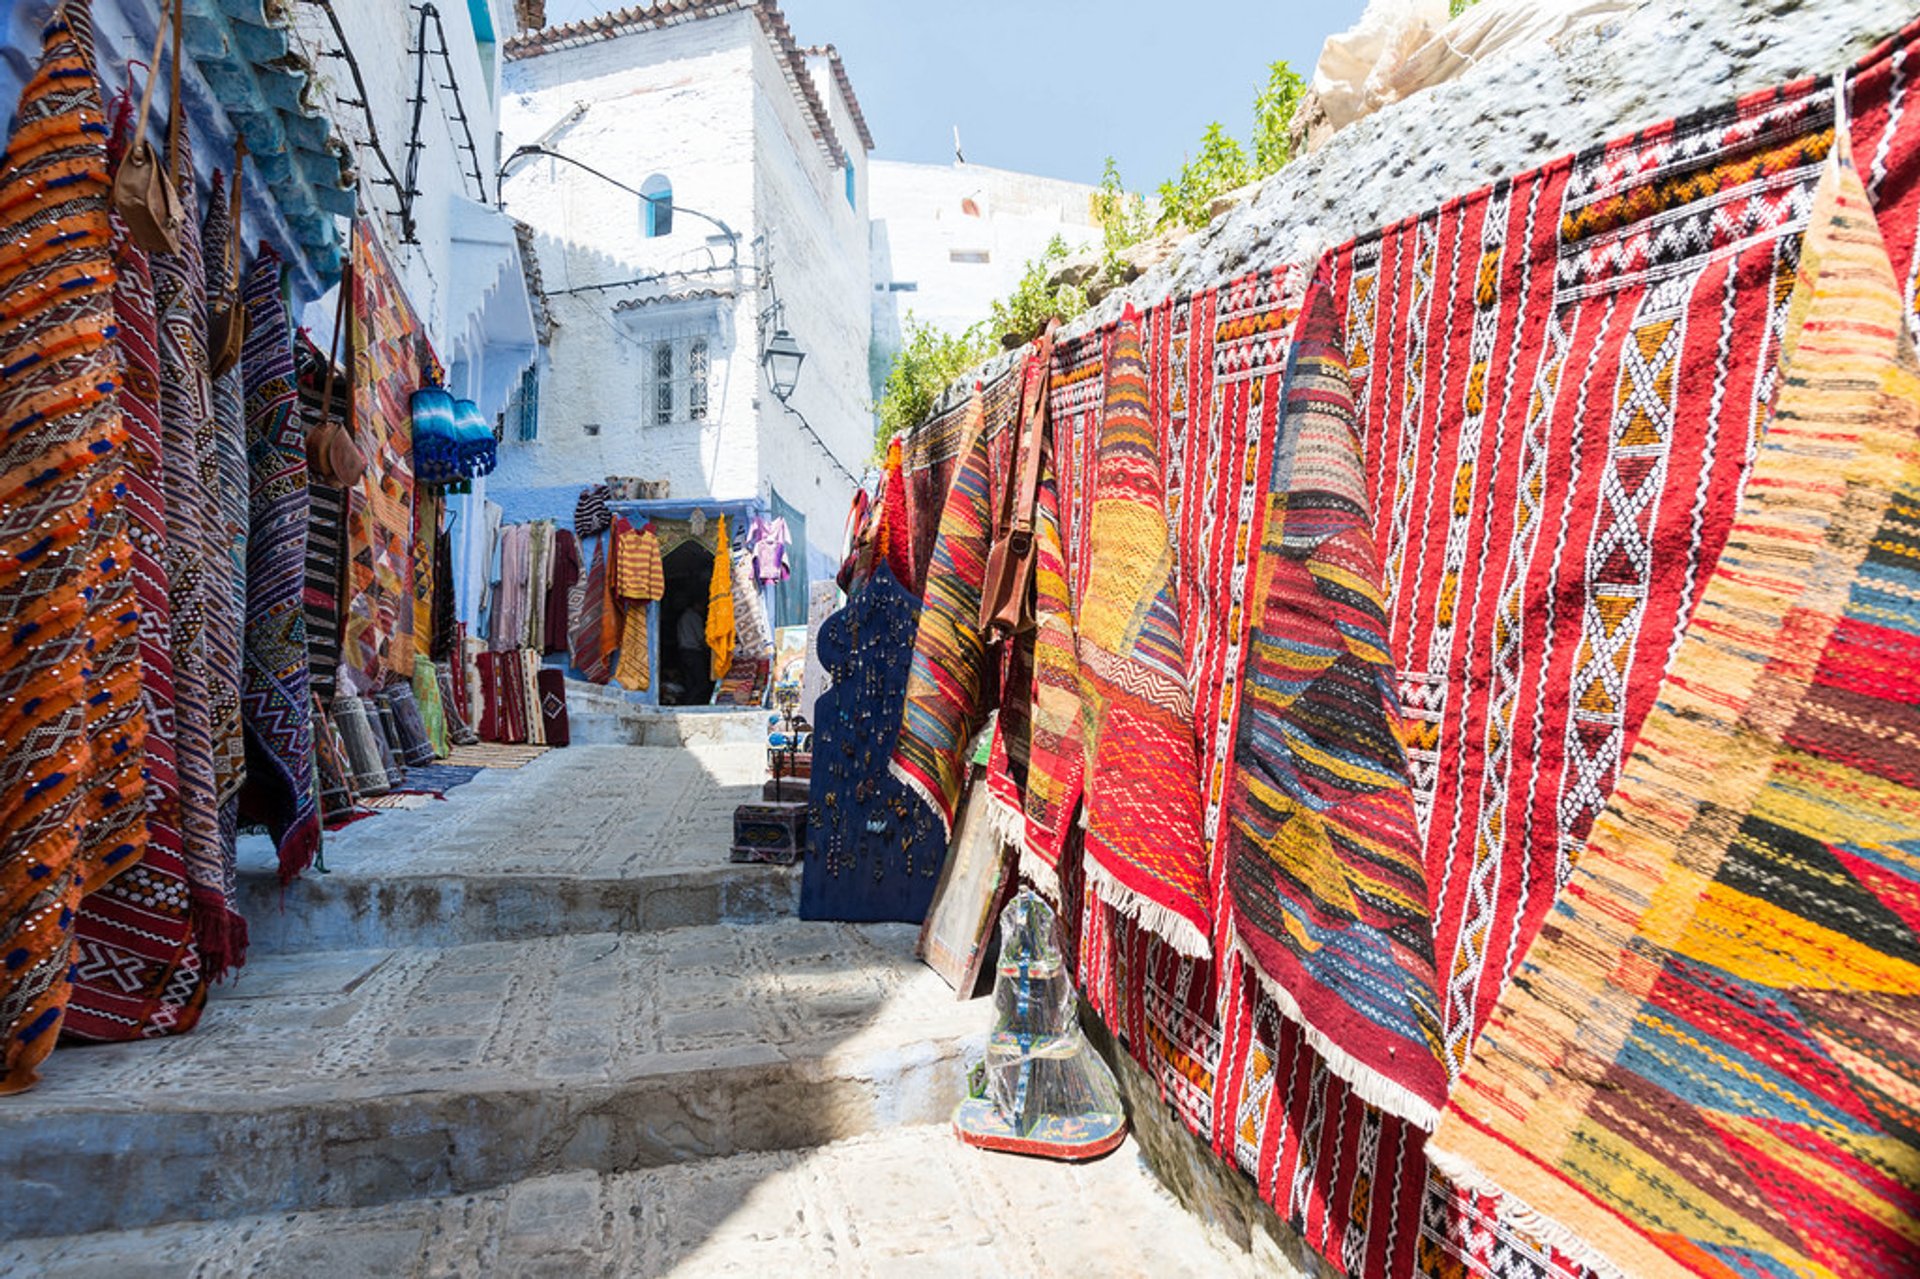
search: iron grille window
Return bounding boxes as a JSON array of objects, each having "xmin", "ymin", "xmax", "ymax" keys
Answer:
[{"xmin": 644, "ymin": 337, "xmax": 714, "ymax": 426}]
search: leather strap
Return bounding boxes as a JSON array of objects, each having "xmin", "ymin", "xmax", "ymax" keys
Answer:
[
  {"xmin": 223, "ymin": 133, "xmax": 246, "ymax": 288},
  {"xmin": 318, "ymin": 229, "xmax": 351, "ymax": 426},
  {"xmin": 1007, "ymin": 319, "xmax": 1057, "ymax": 557},
  {"xmin": 128, "ymin": 0, "xmax": 169, "ymax": 151},
  {"xmin": 166, "ymin": 0, "xmax": 182, "ymax": 193}
]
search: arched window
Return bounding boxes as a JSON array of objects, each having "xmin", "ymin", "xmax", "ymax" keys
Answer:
[{"xmin": 642, "ymin": 174, "xmax": 673, "ymax": 237}]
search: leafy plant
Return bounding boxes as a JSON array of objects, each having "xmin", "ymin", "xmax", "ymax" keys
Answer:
[
  {"xmin": 1251, "ymin": 59, "xmax": 1306, "ymax": 178},
  {"xmin": 986, "ymin": 234, "xmax": 1087, "ymax": 343},
  {"xmin": 873, "ymin": 313, "xmax": 990, "ymax": 453},
  {"xmin": 1091, "ymin": 155, "xmax": 1151, "ymax": 285},
  {"xmin": 1155, "ymin": 122, "xmax": 1251, "ymax": 232}
]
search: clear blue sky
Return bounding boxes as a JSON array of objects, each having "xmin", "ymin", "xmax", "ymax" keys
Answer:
[{"xmin": 536, "ymin": 2, "xmax": 1364, "ymax": 190}]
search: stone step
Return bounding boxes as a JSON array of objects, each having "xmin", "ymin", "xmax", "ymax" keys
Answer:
[
  {"xmin": 4, "ymin": 922, "xmax": 980, "ymax": 1243},
  {"xmin": 241, "ymin": 742, "xmax": 798, "ymax": 952},
  {"xmin": 1, "ymin": 1126, "xmax": 1269, "ymax": 1278},
  {"xmin": 563, "ymin": 680, "xmax": 770, "ymax": 747}
]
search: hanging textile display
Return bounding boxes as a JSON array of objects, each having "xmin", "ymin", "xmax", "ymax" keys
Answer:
[
  {"xmin": 435, "ymin": 662, "xmax": 479, "ymax": 747},
  {"xmin": 890, "ymin": 385, "xmax": 997, "ymax": 830},
  {"xmin": 523, "ymin": 518, "xmax": 552, "ymax": 652},
  {"xmin": 1074, "ymin": 312, "xmax": 1211, "ymax": 958},
  {"xmin": 706, "ymin": 514, "xmax": 736, "ymax": 680},
  {"xmin": 0, "ymin": 3, "xmax": 146, "ymax": 1089},
  {"xmin": 299, "ymin": 337, "xmax": 349, "ymax": 701},
  {"xmin": 236, "ymin": 247, "xmax": 319, "ymax": 885},
  {"xmin": 901, "ymin": 378, "xmax": 983, "ymax": 593},
  {"xmin": 610, "ymin": 517, "xmax": 662, "ymax": 690},
  {"xmin": 200, "ymin": 166, "xmax": 249, "ymax": 863},
  {"xmin": 490, "ymin": 521, "xmax": 530, "ymax": 650},
  {"xmin": 67, "ymin": 97, "xmax": 206, "ymax": 1045},
  {"xmin": 146, "ymin": 50, "xmax": 243, "ymax": 980},
  {"xmin": 801, "ymin": 564, "xmax": 945, "ymax": 923},
  {"xmin": 571, "ymin": 535, "xmax": 613, "ymax": 683},
  {"xmin": 341, "ymin": 221, "xmax": 421, "ymax": 690},
  {"xmin": 536, "ymin": 668, "xmax": 570, "ymax": 748},
  {"xmin": 1428, "ymin": 117, "xmax": 1920, "ymax": 1279},
  {"xmin": 411, "ymin": 488, "xmax": 439, "ymax": 659},
  {"xmin": 311, "ymin": 695, "xmax": 359, "ymax": 825},
  {"xmin": 982, "ymin": 453, "xmax": 1082, "ymax": 901},
  {"xmin": 732, "ymin": 547, "xmax": 774, "ymax": 659},
  {"xmin": 545, "ymin": 527, "xmax": 579, "ymax": 656}
]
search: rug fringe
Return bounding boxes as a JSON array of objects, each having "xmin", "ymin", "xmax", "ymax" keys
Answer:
[
  {"xmin": 1231, "ymin": 932, "xmax": 1440, "ymax": 1131},
  {"xmin": 1423, "ymin": 1143, "xmax": 1634, "ymax": 1279},
  {"xmin": 888, "ymin": 759, "xmax": 954, "ymax": 840},
  {"xmin": 982, "ymin": 791, "xmax": 1062, "ymax": 904},
  {"xmin": 275, "ymin": 811, "xmax": 321, "ymax": 887},
  {"xmin": 1082, "ymin": 856, "xmax": 1211, "ymax": 959}
]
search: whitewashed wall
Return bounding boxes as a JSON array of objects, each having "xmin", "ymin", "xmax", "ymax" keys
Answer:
[{"xmin": 869, "ymin": 161, "xmax": 1101, "ymax": 361}]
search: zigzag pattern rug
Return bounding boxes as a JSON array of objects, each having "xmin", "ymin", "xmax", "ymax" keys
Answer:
[
  {"xmin": 1075, "ymin": 312, "xmax": 1212, "ymax": 958},
  {"xmin": 1429, "ymin": 112, "xmax": 1920, "ymax": 1279},
  {"xmin": 238, "ymin": 248, "xmax": 319, "ymax": 885}
]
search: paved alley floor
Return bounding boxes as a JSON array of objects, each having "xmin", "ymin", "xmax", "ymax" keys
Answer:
[{"xmin": 4, "ymin": 1125, "xmax": 1262, "ymax": 1278}]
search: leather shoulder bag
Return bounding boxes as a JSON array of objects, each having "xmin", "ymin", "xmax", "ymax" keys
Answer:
[
  {"xmin": 111, "ymin": 0, "xmax": 186, "ymax": 256},
  {"xmin": 976, "ymin": 318, "xmax": 1058, "ymax": 641}
]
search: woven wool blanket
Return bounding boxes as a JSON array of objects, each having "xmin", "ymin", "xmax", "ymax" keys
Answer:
[
  {"xmin": 0, "ymin": 3, "xmax": 144, "ymax": 1090},
  {"xmin": 891, "ymin": 383, "xmax": 999, "ymax": 831},
  {"xmin": 201, "ymin": 170, "xmax": 248, "ymax": 823},
  {"xmin": 900, "ymin": 381, "xmax": 986, "ymax": 594},
  {"xmin": 147, "ymin": 104, "xmax": 241, "ymax": 976},
  {"xmin": 1224, "ymin": 286, "xmax": 1444, "ymax": 1126},
  {"xmin": 67, "ymin": 161, "xmax": 207, "ymax": 1045},
  {"xmin": 1430, "ymin": 119, "xmax": 1920, "ymax": 1279},
  {"xmin": 238, "ymin": 248, "xmax": 320, "ymax": 885},
  {"xmin": 411, "ymin": 489, "xmax": 438, "ymax": 660},
  {"xmin": 572, "ymin": 535, "xmax": 612, "ymax": 683},
  {"xmin": 343, "ymin": 222, "xmax": 420, "ymax": 691},
  {"xmin": 1075, "ymin": 314, "xmax": 1212, "ymax": 958}
]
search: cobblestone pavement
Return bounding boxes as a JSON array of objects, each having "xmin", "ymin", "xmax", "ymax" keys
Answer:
[
  {"xmin": 238, "ymin": 745, "xmax": 768, "ymax": 880},
  {"xmin": 3, "ymin": 1125, "xmax": 1262, "ymax": 1278},
  {"xmin": 24, "ymin": 922, "xmax": 966, "ymax": 1106}
]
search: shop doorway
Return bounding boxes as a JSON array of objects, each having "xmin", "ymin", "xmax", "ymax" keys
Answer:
[{"xmin": 659, "ymin": 541, "xmax": 715, "ymax": 705}]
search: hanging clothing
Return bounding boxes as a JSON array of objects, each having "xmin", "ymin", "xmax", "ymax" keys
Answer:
[
  {"xmin": 747, "ymin": 513, "xmax": 791, "ymax": 584},
  {"xmin": 706, "ymin": 515, "xmax": 736, "ymax": 680},
  {"xmin": 611, "ymin": 520, "xmax": 664, "ymax": 690},
  {"xmin": 544, "ymin": 528, "xmax": 580, "ymax": 656},
  {"xmin": 570, "ymin": 536, "xmax": 613, "ymax": 684}
]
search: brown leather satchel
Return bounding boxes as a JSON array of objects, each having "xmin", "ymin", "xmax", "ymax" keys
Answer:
[
  {"xmin": 206, "ymin": 135, "xmax": 249, "ymax": 380},
  {"xmin": 111, "ymin": 0, "xmax": 186, "ymax": 256},
  {"xmin": 306, "ymin": 260, "xmax": 367, "ymax": 488},
  {"xmin": 976, "ymin": 319, "xmax": 1057, "ymax": 641}
]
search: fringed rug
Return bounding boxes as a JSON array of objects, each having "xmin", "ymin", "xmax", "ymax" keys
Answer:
[
  {"xmin": 442, "ymin": 742, "xmax": 551, "ymax": 769},
  {"xmin": 1224, "ymin": 286, "xmax": 1443, "ymax": 1126},
  {"xmin": 0, "ymin": 4, "xmax": 143, "ymax": 1089},
  {"xmin": 393, "ymin": 763, "xmax": 483, "ymax": 796},
  {"xmin": 1429, "ymin": 120, "xmax": 1920, "ymax": 1279},
  {"xmin": 238, "ymin": 247, "xmax": 319, "ymax": 885},
  {"xmin": 67, "ymin": 126, "xmax": 207, "ymax": 1044},
  {"xmin": 1074, "ymin": 311, "xmax": 1211, "ymax": 958},
  {"xmin": 891, "ymin": 381, "xmax": 1002, "ymax": 832}
]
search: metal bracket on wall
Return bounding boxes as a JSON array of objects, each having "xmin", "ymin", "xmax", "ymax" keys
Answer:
[
  {"xmin": 408, "ymin": 4, "xmax": 492, "ymax": 211},
  {"xmin": 299, "ymin": 0, "xmax": 414, "ymax": 243}
]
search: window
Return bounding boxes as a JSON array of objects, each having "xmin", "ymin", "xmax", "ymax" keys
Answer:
[
  {"xmin": 642, "ymin": 174, "xmax": 672, "ymax": 238},
  {"xmin": 643, "ymin": 337, "xmax": 714, "ymax": 426},
  {"xmin": 688, "ymin": 339, "xmax": 709, "ymax": 421},
  {"xmin": 949, "ymin": 249, "xmax": 990, "ymax": 264},
  {"xmin": 844, "ymin": 162, "xmax": 856, "ymax": 209},
  {"xmin": 652, "ymin": 342, "xmax": 674, "ymax": 425}
]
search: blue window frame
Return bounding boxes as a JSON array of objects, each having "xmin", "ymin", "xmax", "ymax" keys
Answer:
[{"xmin": 642, "ymin": 174, "xmax": 673, "ymax": 237}]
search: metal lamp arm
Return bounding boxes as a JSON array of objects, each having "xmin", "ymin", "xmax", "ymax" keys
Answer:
[{"xmin": 498, "ymin": 145, "xmax": 739, "ymax": 272}]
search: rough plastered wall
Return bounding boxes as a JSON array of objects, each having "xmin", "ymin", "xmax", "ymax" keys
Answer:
[
  {"xmin": 986, "ymin": 0, "xmax": 1916, "ymax": 1266},
  {"xmin": 752, "ymin": 27, "xmax": 871, "ymax": 569},
  {"xmin": 494, "ymin": 12, "xmax": 760, "ymax": 508}
]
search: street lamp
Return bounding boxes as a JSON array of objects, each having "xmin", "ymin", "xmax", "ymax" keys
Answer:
[{"xmin": 761, "ymin": 327, "xmax": 806, "ymax": 403}]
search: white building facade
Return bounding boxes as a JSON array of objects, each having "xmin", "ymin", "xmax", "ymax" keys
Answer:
[
  {"xmin": 493, "ymin": 3, "xmax": 875, "ymax": 587},
  {"xmin": 868, "ymin": 160, "xmax": 1102, "ymax": 368}
]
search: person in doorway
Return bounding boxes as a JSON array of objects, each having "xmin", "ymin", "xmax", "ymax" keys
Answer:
[{"xmin": 671, "ymin": 602, "xmax": 713, "ymax": 704}]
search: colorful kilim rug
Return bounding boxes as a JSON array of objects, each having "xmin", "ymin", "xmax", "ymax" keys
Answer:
[
  {"xmin": 147, "ymin": 92, "xmax": 239, "ymax": 977},
  {"xmin": 891, "ymin": 385, "xmax": 996, "ymax": 832},
  {"xmin": 0, "ymin": 3, "xmax": 142, "ymax": 1090},
  {"xmin": 1225, "ymin": 285, "xmax": 1444, "ymax": 1126},
  {"xmin": 1427, "ymin": 119, "xmax": 1920, "ymax": 1279},
  {"xmin": 201, "ymin": 169, "xmax": 248, "ymax": 825},
  {"xmin": 312, "ymin": 694, "xmax": 359, "ymax": 824},
  {"xmin": 413, "ymin": 654, "xmax": 449, "ymax": 758},
  {"xmin": 393, "ymin": 763, "xmax": 481, "ymax": 796},
  {"xmin": 297, "ymin": 338, "xmax": 347, "ymax": 700},
  {"xmin": 67, "ymin": 141, "xmax": 207, "ymax": 1044},
  {"xmin": 572, "ymin": 535, "xmax": 612, "ymax": 683},
  {"xmin": 343, "ymin": 222, "xmax": 420, "ymax": 691},
  {"xmin": 237, "ymin": 248, "xmax": 319, "ymax": 885},
  {"xmin": 901, "ymin": 378, "xmax": 991, "ymax": 593},
  {"xmin": 1075, "ymin": 312, "xmax": 1211, "ymax": 958}
]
